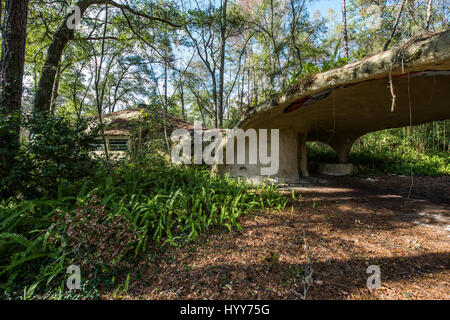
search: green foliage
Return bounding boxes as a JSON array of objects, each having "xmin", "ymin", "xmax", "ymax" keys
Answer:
[
  {"xmin": 308, "ymin": 124, "xmax": 450, "ymax": 176},
  {"xmin": 320, "ymin": 40, "xmax": 350, "ymax": 72},
  {"xmin": 349, "ymin": 130, "xmax": 450, "ymax": 176},
  {"xmin": 347, "ymin": 0, "xmax": 450, "ymax": 56},
  {"xmin": 0, "ymin": 109, "xmax": 21, "ymax": 195},
  {"xmin": 0, "ymin": 197, "xmax": 71, "ymax": 296},
  {"xmin": 80, "ymin": 155, "xmax": 287, "ymax": 249},
  {"xmin": 0, "ymin": 154, "xmax": 287, "ymax": 298},
  {"xmin": 286, "ymin": 40, "xmax": 350, "ymax": 90},
  {"xmin": 1, "ymin": 114, "xmax": 100, "ymax": 199}
]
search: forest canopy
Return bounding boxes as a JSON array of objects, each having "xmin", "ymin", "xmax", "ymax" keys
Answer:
[{"xmin": 8, "ymin": 0, "xmax": 449, "ymax": 127}]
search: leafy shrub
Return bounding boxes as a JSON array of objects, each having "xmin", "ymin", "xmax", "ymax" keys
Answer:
[
  {"xmin": 350, "ymin": 145, "xmax": 449, "ymax": 176},
  {"xmin": 307, "ymin": 130, "xmax": 450, "ymax": 176},
  {"xmin": 0, "ymin": 110, "xmax": 21, "ymax": 197},
  {"xmin": 0, "ymin": 198, "xmax": 69, "ymax": 296},
  {"xmin": 81, "ymin": 155, "xmax": 288, "ymax": 249},
  {"xmin": 2, "ymin": 113, "xmax": 100, "ymax": 198},
  {"xmin": 0, "ymin": 154, "xmax": 287, "ymax": 298}
]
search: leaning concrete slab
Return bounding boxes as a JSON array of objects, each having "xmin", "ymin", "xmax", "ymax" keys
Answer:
[{"xmin": 215, "ymin": 30, "xmax": 450, "ymax": 183}]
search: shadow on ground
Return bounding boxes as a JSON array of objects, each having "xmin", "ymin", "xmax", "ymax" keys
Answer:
[{"xmin": 117, "ymin": 175, "xmax": 450, "ymax": 300}]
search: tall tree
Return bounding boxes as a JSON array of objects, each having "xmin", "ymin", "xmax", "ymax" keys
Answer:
[
  {"xmin": 425, "ymin": 0, "xmax": 433, "ymax": 31},
  {"xmin": 0, "ymin": 0, "xmax": 28, "ymax": 159},
  {"xmin": 341, "ymin": 0, "xmax": 349, "ymax": 58},
  {"xmin": 0, "ymin": 0, "xmax": 3, "ymax": 32},
  {"xmin": 383, "ymin": 0, "xmax": 406, "ymax": 51},
  {"xmin": 91, "ymin": 4, "xmax": 117, "ymax": 167},
  {"xmin": 33, "ymin": 0, "xmax": 180, "ymax": 113},
  {"xmin": 218, "ymin": 0, "xmax": 228, "ymax": 128}
]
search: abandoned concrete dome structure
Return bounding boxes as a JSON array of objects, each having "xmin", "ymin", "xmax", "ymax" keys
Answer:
[{"xmin": 215, "ymin": 30, "xmax": 450, "ymax": 183}]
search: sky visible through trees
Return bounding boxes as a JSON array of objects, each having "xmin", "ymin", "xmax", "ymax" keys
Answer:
[{"xmin": 2, "ymin": 0, "xmax": 449, "ymax": 130}]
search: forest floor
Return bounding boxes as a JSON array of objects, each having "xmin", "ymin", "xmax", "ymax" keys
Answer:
[{"xmin": 109, "ymin": 175, "xmax": 450, "ymax": 300}]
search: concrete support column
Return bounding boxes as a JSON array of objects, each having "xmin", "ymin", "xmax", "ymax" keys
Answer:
[
  {"xmin": 298, "ymin": 132, "xmax": 309, "ymax": 177},
  {"xmin": 277, "ymin": 128, "xmax": 299, "ymax": 182},
  {"xmin": 330, "ymin": 136, "xmax": 357, "ymax": 163},
  {"xmin": 215, "ymin": 128, "xmax": 299, "ymax": 183}
]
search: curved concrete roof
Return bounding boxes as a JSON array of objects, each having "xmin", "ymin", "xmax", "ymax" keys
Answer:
[{"xmin": 238, "ymin": 30, "xmax": 450, "ymax": 146}]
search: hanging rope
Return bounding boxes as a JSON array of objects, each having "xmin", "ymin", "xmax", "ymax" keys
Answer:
[
  {"xmin": 407, "ymin": 72, "xmax": 414, "ymax": 199},
  {"xmin": 389, "ymin": 65, "xmax": 397, "ymax": 112},
  {"xmin": 325, "ymin": 89, "xmax": 336, "ymax": 145}
]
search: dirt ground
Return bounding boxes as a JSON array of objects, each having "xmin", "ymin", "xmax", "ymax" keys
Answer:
[{"xmin": 118, "ymin": 175, "xmax": 450, "ymax": 300}]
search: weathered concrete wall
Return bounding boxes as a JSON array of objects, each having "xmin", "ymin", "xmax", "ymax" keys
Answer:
[
  {"xmin": 216, "ymin": 30, "xmax": 450, "ymax": 183},
  {"xmin": 214, "ymin": 129, "xmax": 299, "ymax": 183}
]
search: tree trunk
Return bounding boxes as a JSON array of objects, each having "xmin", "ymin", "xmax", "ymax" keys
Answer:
[
  {"xmin": 94, "ymin": 3, "xmax": 110, "ymax": 167},
  {"xmin": 212, "ymin": 67, "xmax": 218, "ymax": 128},
  {"xmin": 247, "ymin": 67, "xmax": 251, "ymax": 106},
  {"xmin": 0, "ymin": 0, "xmax": 28, "ymax": 112},
  {"xmin": 253, "ymin": 69, "xmax": 258, "ymax": 106},
  {"xmin": 341, "ymin": 0, "xmax": 349, "ymax": 58},
  {"xmin": 34, "ymin": 0, "xmax": 94, "ymax": 113},
  {"xmin": 425, "ymin": 0, "xmax": 433, "ymax": 31},
  {"xmin": 218, "ymin": 0, "xmax": 228, "ymax": 129},
  {"xmin": 163, "ymin": 49, "xmax": 171, "ymax": 159},
  {"xmin": 0, "ymin": 0, "xmax": 28, "ymax": 146},
  {"xmin": 240, "ymin": 66, "xmax": 245, "ymax": 109},
  {"xmin": 50, "ymin": 61, "xmax": 62, "ymax": 115},
  {"xmin": 34, "ymin": 0, "xmax": 178, "ymax": 113},
  {"xmin": 383, "ymin": 0, "xmax": 406, "ymax": 51},
  {"xmin": 179, "ymin": 82, "xmax": 186, "ymax": 121},
  {"xmin": 0, "ymin": 0, "xmax": 3, "ymax": 32},
  {"xmin": 290, "ymin": 0, "xmax": 305, "ymax": 67}
]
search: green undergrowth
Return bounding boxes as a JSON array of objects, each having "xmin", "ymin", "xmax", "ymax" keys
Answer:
[
  {"xmin": 307, "ymin": 130, "xmax": 449, "ymax": 176},
  {"xmin": 0, "ymin": 155, "xmax": 287, "ymax": 299}
]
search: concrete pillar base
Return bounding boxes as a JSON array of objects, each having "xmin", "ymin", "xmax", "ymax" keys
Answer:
[{"xmin": 298, "ymin": 132, "xmax": 309, "ymax": 177}]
